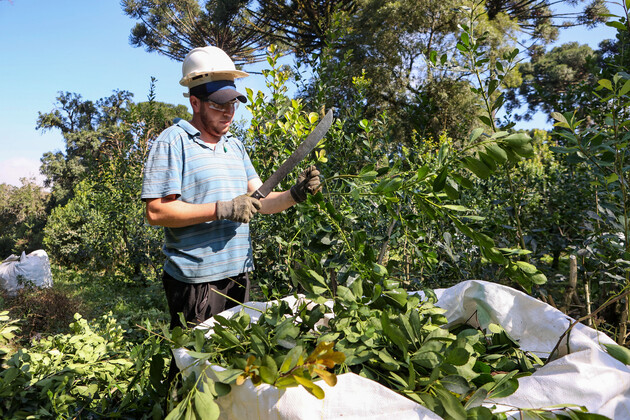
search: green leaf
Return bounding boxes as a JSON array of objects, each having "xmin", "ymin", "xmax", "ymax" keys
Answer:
[
  {"xmin": 435, "ymin": 386, "xmax": 467, "ymax": 420},
  {"xmin": 381, "ymin": 312, "xmax": 408, "ymax": 354},
  {"xmin": 470, "ymin": 128, "xmax": 484, "ymax": 142},
  {"xmin": 464, "ymin": 388, "xmax": 489, "ymax": 409},
  {"xmin": 280, "ymin": 345, "xmax": 303, "ymax": 373},
  {"xmin": 487, "ymin": 371, "xmax": 519, "ymax": 398},
  {"xmin": 360, "ymin": 170, "xmax": 378, "ymax": 181},
  {"xmin": 307, "ymin": 270, "xmax": 327, "ymax": 287},
  {"xmin": 417, "ymin": 165, "xmax": 430, "ymax": 180},
  {"xmin": 164, "ymin": 400, "xmax": 188, "ymax": 420},
  {"xmin": 462, "ymin": 157, "xmax": 491, "ymax": 179},
  {"xmin": 598, "ymin": 79, "xmax": 613, "ymax": 91},
  {"xmin": 465, "ymin": 406, "xmax": 494, "ymax": 419},
  {"xmin": 211, "ymin": 368, "xmax": 243, "ymax": 384},
  {"xmin": 336, "ymin": 285, "xmax": 356, "ymax": 303},
  {"xmin": 478, "ymin": 151, "xmax": 497, "ymax": 171},
  {"xmin": 443, "ymin": 205, "xmax": 470, "ymax": 212},
  {"xmin": 620, "ymin": 79, "xmax": 630, "ymax": 96},
  {"xmin": 461, "ymin": 32, "xmax": 470, "ymax": 46},
  {"xmin": 484, "ymin": 144, "xmax": 507, "ymax": 164},
  {"xmin": 512, "ymin": 142, "xmax": 534, "ymax": 158},
  {"xmin": 504, "ymin": 133, "xmax": 531, "ymax": 147},
  {"xmin": 429, "ymin": 50, "xmax": 438, "ymax": 65},
  {"xmin": 487, "ymin": 79, "xmax": 498, "ymax": 96},
  {"xmin": 193, "ymin": 388, "xmax": 220, "ymax": 420},
  {"xmin": 433, "ymin": 167, "xmax": 448, "ymax": 192},
  {"xmin": 551, "ymin": 112, "xmax": 568, "ymax": 124},
  {"xmin": 372, "ymin": 263, "xmax": 388, "ymax": 277},
  {"xmin": 606, "ymin": 173, "xmax": 619, "ymax": 184},
  {"xmin": 446, "ymin": 347, "xmax": 470, "ymax": 366},
  {"xmin": 605, "ymin": 21, "xmax": 628, "ymax": 32},
  {"xmin": 441, "ymin": 374, "xmax": 471, "ymax": 396},
  {"xmin": 375, "ymin": 177, "xmax": 403, "ymax": 194},
  {"xmin": 529, "ymin": 272, "xmax": 547, "ymax": 285},
  {"xmin": 479, "ymin": 115, "xmax": 493, "ymax": 127},
  {"xmin": 603, "ymin": 343, "xmax": 630, "ymax": 365},
  {"xmin": 383, "ymin": 289, "xmax": 408, "ymax": 308},
  {"xmin": 515, "ymin": 261, "xmax": 537, "ymax": 274},
  {"xmin": 260, "ymin": 355, "xmax": 278, "ymax": 384}
]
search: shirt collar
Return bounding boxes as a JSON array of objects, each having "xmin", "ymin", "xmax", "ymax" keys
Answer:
[
  {"xmin": 174, "ymin": 118, "xmax": 200, "ymax": 137},
  {"xmin": 174, "ymin": 118, "xmax": 231, "ymax": 148}
]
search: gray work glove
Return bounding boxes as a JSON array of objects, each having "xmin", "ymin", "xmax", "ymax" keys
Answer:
[
  {"xmin": 215, "ymin": 194, "xmax": 261, "ymax": 223},
  {"xmin": 290, "ymin": 165, "xmax": 321, "ymax": 203}
]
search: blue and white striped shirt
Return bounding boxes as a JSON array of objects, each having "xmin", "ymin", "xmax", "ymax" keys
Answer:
[{"xmin": 141, "ymin": 119, "xmax": 260, "ymax": 284}]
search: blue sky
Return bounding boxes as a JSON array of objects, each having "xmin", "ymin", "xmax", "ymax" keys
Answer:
[{"xmin": 0, "ymin": 0, "xmax": 621, "ymax": 187}]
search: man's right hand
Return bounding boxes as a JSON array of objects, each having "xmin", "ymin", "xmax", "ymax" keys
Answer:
[{"xmin": 215, "ymin": 194, "xmax": 261, "ymax": 223}]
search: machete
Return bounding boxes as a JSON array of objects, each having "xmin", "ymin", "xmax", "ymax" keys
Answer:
[{"xmin": 251, "ymin": 109, "xmax": 333, "ymax": 199}]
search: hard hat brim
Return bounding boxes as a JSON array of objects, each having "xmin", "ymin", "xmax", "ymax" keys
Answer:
[{"xmin": 179, "ymin": 70, "xmax": 250, "ymax": 87}]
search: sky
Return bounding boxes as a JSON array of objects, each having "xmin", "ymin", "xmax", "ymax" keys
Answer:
[{"xmin": 0, "ymin": 0, "xmax": 622, "ymax": 187}]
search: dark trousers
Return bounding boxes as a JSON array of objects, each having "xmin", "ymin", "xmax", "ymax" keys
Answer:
[{"xmin": 162, "ymin": 270, "xmax": 250, "ymax": 383}]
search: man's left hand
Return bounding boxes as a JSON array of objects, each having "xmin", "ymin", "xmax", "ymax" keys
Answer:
[{"xmin": 290, "ymin": 165, "xmax": 321, "ymax": 203}]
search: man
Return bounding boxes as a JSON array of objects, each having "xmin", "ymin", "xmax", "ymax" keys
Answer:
[{"xmin": 141, "ymin": 46, "xmax": 320, "ymax": 333}]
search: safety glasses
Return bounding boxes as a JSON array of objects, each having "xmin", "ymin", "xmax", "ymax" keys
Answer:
[{"xmin": 204, "ymin": 99, "xmax": 239, "ymax": 113}]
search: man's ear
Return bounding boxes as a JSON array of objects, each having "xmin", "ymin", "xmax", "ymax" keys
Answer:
[{"xmin": 190, "ymin": 95, "xmax": 202, "ymax": 113}]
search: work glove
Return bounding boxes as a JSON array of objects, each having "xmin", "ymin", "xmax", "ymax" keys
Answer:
[
  {"xmin": 290, "ymin": 165, "xmax": 321, "ymax": 203},
  {"xmin": 215, "ymin": 194, "xmax": 261, "ymax": 223}
]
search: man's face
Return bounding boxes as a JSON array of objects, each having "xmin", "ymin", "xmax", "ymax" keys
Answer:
[{"xmin": 198, "ymin": 99, "xmax": 235, "ymax": 140}]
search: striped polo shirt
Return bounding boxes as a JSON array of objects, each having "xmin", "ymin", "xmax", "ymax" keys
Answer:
[{"xmin": 141, "ymin": 119, "xmax": 260, "ymax": 284}]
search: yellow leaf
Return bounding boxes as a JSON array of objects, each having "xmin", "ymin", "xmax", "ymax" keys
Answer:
[
  {"xmin": 294, "ymin": 375, "xmax": 325, "ymax": 399},
  {"xmin": 313, "ymin": 368, "xmax": 337, "ymax": 387}
]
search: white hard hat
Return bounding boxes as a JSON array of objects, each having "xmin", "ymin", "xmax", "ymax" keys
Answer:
[{"xmin": 179, "ymin": 46, "xmax": 249, "ymax": 88}]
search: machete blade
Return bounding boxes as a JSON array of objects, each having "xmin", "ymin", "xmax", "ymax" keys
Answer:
[{"xmin": 251, "ymin": 109, "xmax": 333, "ymax": 199}]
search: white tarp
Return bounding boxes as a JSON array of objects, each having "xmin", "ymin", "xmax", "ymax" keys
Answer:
[
  {"xmin": 0, "ymin": 250, "xmax": 53, "ymax": 296},
  {"xmin": 174, "ymin": 280, "xmax": 630, "ymax": 419},
  {"xmin": 432, "ymin": 280, "xmax": 630, "ymax": 419}
]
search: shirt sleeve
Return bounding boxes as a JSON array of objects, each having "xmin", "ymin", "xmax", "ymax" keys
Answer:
[
  {"xmin": 141, "ymin": 130, "xmax": 184, "ymax": 200},
  {"xmin": 230, "ymin": 135, "xmax": 259, "ymax": 181},
  {"xmin": 243, "ymin": 149, "xmax": 259, "ymax": 181}
]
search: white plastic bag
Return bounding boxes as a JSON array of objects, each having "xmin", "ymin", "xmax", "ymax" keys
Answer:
[
  {"xmin": 431, "ymin": 280, "xmax": 630, "ymax": 419},
  {"xmin": 174, "ymin": 281, "xmax": 630, "ymax": 419},
  {"xmin": 0, "ymin": 250, "xmax": 53, "ymax": 296}
]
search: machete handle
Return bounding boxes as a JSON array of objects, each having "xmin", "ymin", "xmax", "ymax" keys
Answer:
[{"xmin": 250, "ymin": 189, "xmax": 265, "ymax": 200}]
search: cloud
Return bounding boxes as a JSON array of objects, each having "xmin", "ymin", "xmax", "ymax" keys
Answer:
[{"xmin": 0, "ymin": 157, "xmax": 46, "ymax": 187}]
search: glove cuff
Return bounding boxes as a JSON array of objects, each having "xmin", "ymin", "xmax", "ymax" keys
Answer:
[
  {"xmin": 290, "ymin": 185, "xmax": 305, "ymax": 203},
  {"xmin": 215, "ymin": 200, "xmax": 232, "ymax": 220}
]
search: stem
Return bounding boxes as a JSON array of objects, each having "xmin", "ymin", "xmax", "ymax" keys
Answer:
[
  {"xmin": 505, "ymin": 169, "xmax": 529, "ymax": 261},
  {"xmin": 547, "ymin": 287, "xmax": 630, "ymax": 362},
  {"xmin": 209, "ymin": 289, "xmax": 265, "ymax": 314},
  {"xmin": 377, "ymin": 206, "xmax": 400, "ymax": 265}
]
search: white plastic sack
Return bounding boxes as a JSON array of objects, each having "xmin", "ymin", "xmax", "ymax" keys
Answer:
[
  {"xmin": 431, "ymin": 280, "xmax": 630, "ymax": 419},
  {"xmin": 174, "ymin": 280, "xmax": 630, "ymax": 419},
  {"xmin": 0, "ymin": 250, "xmax": 53, "ymax": 296}
]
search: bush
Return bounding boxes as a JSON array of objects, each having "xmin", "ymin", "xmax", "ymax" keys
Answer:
[
  {"xmin": 0, "ymin": 313, "xmax": 170, "ymax": 419},
  {"xmin": 4, "ymin": 286, "xmax": 83, "ymax": 341}
]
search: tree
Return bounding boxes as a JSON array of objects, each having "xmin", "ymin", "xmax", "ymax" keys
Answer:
[
  {"xmin": 506, "ymin": 42, "xmax": 598, "ymax": 121},
  {"xmin": 122, "ymin": 0, "xmax": 356, "ymax": 63},
  {"xmin": 122, "ymin": 0, "xmax": 266, "ymax": 64},
  {"xmin": 121, "ymin": 0, "xmax": 608, "ymax": 140},
  {"xmin": 486, "ymin": 0, "xmax": 608, "ymax": 43},
  {"xmin": 36, "ymin": 89, "xmax": 189, "ymax": 207},
  {"xmin": 0, "ymin": 178, "xmax": 49, "ymax": 257},
  {"xmin": 37, "ymin": 91, "xmax": 134, "ymax": 206}
]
